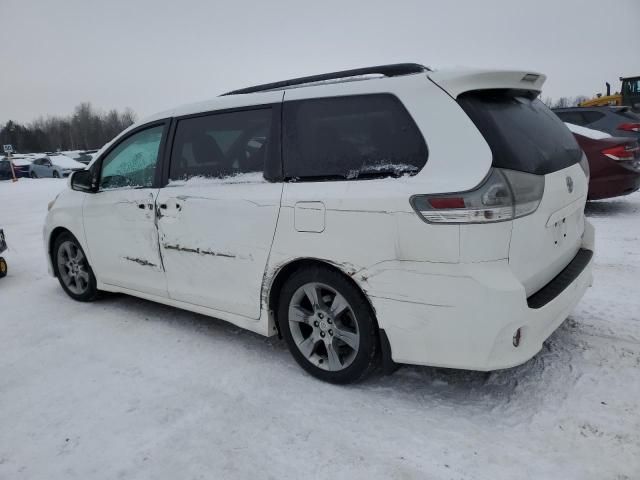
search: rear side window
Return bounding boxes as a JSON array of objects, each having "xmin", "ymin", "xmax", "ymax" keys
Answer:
[
  {"xmin": 169, "ymin": 108, "xmax": 272, "ymax": 181},
  {"xmin": 581, "ymin": 111, "xmax": 605, "ymax": 124},
  {"xmin": 459, "ymin": 92, "xmax": 581, "ymax": 175},
  {"xmin": 554, "ymin": 111, "xmax": 586, "ymax": 126},
  {"xmin": 283, "ymin": 94, "xmax": 427, "ymax": 180}
]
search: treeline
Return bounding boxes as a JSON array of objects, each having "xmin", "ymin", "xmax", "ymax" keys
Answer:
[
  {"xmin": 542, "ymin": 95, "xmax": 590, "ymax": 109},
  {"xmin": 0, "ymin": 102, "xmax": 136, "ymax": 153}
]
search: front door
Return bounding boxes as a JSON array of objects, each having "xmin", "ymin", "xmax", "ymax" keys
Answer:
[
  {"xmin": 83, "ymin": 124, "xmax": 168, "ymax": 297},
  {"xmin": 156, "ymin": 105, "xmax": 282, "ymax": 319}
]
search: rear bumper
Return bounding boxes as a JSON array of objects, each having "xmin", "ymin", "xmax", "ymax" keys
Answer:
[
  {"xmin": 364, "ymin": 220, "xmax": 595, "ymax": 371},
  {"xmin": 588, "ymin": 171, "xmax": 640, "ymax": 200}
]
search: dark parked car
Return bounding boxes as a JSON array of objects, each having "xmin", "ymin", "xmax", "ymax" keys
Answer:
[
  {"xmin": 566, "ymin": 123, "xmax": 640, "ymax": 200},
  {"xmin": 0, "ymin": 158, "xmax": 30, "ymax": 180},
  {"xmin": 554, "ymin": 106, "xmax": 640, "ymax": 140}
]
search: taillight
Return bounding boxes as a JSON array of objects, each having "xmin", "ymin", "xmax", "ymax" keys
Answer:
[
  {"xmin": 411, "ymin": 168, "xmax": 545, "ymax": 224},
  {"xmin": 617, "ymin": 122, "xmax": 640, "ymax": 133},
  {"xmin": 602, "ymin": 144, "xmax": 639, "ymax": 161},
  {"xmin": 602, "ymin": 143, "xmax": 640, "ymax": 172}
]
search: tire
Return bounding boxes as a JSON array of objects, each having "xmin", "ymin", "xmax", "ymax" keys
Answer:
[
  {"xmin": 30, "ymin": 171, "xmax": 37, "ymax": 178},
  {"xmin": 0, "ymin": 257, "xmax": 7, "ymax": 278},
  {"xmin": 52, "ymin": 232, "xmax": 99, "ymax": 301},
  {"xmin": 52, "ymin": 170, "xmax": 60, "ymax": 178},
  {"xmin": 278, "ymin": 266, "xmax": 379, "ymax": 384}
]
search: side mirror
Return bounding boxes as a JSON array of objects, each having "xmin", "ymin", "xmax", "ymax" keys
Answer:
[{"xmin": 70, "ymin": 169, "xmax": 97, "ymax": 193}]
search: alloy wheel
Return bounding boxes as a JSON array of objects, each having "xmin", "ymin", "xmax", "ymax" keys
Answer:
[
  {"xmin": 288, "ymin": 282, "xmax": 360, "ymax": 371},
  {"xmin": 57, "ymin": 240, "xmax": 90, "ymax": 295}
]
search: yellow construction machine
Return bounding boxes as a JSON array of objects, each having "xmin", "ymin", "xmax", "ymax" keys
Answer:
[{"xmin": 580, "ymin": 76, "xmax": 640, "ymax": 110}]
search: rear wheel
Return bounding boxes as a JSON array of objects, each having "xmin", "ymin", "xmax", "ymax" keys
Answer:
[
  {"xmin": 0, "ymin": 257, "xmax": 7, "ymax": 278},
  {"xmin": 278, "ymin": 266, "xmax": 379, "ymax": 384},
  {"xmin": 53, "ymin": 232, "xmax": 98, "ymax": 301}
]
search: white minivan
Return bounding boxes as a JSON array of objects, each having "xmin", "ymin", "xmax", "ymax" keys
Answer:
[{"xmin": 44, "ymin": 64, "xmax": 594, "ymax": 383}]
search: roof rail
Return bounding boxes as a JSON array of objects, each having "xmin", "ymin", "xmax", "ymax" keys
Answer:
[{"xmin": 220, "ymin": 63, "xmax": 429, "ymax": 96}]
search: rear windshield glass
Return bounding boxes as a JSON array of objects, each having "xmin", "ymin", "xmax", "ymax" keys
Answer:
[
  {"xmin": 283, "ymin": 94, "xmax": 427, "ymax": 181},
  {"xmin": 458, "ymin": 91, "xmax": 582, "ymax": 175}
]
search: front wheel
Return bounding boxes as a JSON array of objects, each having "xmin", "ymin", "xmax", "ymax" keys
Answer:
[
  {"xmin": 52, "ymin": 170, "xmax": 60, "ymax": 178},
  {"xmin": 53, "ymin": 232, "xmax": 99, "ymax": 301},
  {"xmin": 278, "ymin": 266, "xmax": 379, "ymax": 384},
  {"xmin": 0, "ymin": 257, "xmax": 7, "ymax": 278},
  {"xmin": 30, "ymin": 171, "xmax": 37, "ymax": 178}
]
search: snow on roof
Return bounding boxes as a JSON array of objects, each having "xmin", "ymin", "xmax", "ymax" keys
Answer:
[
  {"xmin": 565, "ymin": 123, "xmax": 612, "ymax": 140},
  {"xmin": 49, "ymin": 154, "xmax": 86, "ymax": 169}
]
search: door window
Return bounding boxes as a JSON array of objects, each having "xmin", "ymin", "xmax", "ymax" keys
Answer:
[
  {"xmin": 169, "ymin": 108, "xmax": 272, "ymax": 182},
  {"xmin": 99, "ymin": 125, "xmax": 164, "ymax": 190}
]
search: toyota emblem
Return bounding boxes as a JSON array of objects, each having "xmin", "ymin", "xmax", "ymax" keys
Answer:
[{"xmin": 566, "ymin": 176, "xmax": 574, "ymax": 193}]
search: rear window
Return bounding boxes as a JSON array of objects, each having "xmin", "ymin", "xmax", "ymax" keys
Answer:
[
  {"xmin": 283, "ymin": 94, "xmax": 427, "ymax": 180},
  {"xmin": 459, "ymin": 91, "xmax": 582, "ymax": 175}
]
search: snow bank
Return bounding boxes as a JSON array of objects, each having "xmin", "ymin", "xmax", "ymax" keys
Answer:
[
  {"xmin": 1, "ymin": 180, "xmax": 639, "ymax": 479},
  {"xmin": 565, "ymin": 123, "xmax": 612, "ymax": 140}
]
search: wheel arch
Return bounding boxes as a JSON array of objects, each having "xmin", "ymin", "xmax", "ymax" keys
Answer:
[
  {"xmin": 265, "ymin": 257, "xmax": 398, "ymax": 375},
  {"xmin": 266, "ymin": 257, "xmax": 377, "ymax": 332},
  {"xmin": 48, "ymin": 226, "xmax": 76, "ymax": 276}
]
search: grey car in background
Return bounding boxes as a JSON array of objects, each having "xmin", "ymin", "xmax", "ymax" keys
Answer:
[
  {"xmin": 553, "ymin": 106, "xmax": 640, "ymax": 140},
  {"xmin": 30, "ymin": 156, "xmax": 85, "ymax": 178}
]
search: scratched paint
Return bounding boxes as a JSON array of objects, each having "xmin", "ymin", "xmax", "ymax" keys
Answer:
[
  {"xmin": 163, "ymin": 244, "xmax": 236, "ymax": 259},
  {"xmin": 123, "ymin": 256, "xmax": 157, "ymax": 267}
]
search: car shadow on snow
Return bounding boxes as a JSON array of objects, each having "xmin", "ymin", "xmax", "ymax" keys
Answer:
[
  {"xmin": 585, "ymin": 198, "xmax": 639, "ymax": 217},
  {"xmin": 91, "ymin": 293, "xmax": 583, "ymax": 414}
]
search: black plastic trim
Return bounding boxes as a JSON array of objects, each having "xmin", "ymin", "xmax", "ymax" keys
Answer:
[
  {"xmin": 527, "ymin": 248, "xmax": 593, "ymax": 309},
  {"xmin": 221, "ymin": 63, "xmax": 428, "ymax": 96},
  {"xmin": 379, "ymin": 329, "xmax": 400, "ymax": 375}
]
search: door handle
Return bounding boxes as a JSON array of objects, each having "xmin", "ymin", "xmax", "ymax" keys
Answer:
[{"xmin": 159, "ymin": 203, "xmax": 180, "ymax": 210}]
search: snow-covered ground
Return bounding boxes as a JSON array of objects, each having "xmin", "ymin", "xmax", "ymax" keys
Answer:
[{"xmin": 1, "ymin": 179, "xmax": 639, "ymax": 480}]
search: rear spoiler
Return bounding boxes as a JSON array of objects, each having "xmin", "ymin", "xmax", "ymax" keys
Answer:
[{"xmin": 428, "ymin": 68, "xmax": 546, "ymax": 98}]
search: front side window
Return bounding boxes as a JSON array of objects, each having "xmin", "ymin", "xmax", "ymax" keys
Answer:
[
  {"xmin": 169, "ymin": 108, "xmax": 272, "ymax": 182},
  {"xmin": 100, "ymin": 125, "xmax": 164, "ymax": 190},
  {"xmin": 283, "ymin": 94, "xmax": 427, "ymax": 181}
]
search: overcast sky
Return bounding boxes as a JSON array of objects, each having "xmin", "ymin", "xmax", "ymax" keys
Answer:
[{"xmin": 1, "ymin": 0, "xmax": 638, "ymax": 124}]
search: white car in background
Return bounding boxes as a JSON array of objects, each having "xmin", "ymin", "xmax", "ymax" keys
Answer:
[
  {"xmin": 43, "ymin": 63, "xmax": 595, "ymax": 383},
  {"xmin": 30, "ymin": 155, "xmax": 86, "ymax": 178}
]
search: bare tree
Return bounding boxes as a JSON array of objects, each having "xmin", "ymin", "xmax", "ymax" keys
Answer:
[{"xmin": 0, "ymin": 103, "xmax": 136, "ymax": 153}]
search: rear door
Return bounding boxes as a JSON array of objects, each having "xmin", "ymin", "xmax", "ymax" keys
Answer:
[
  {"xmin": 156, "ymin": 103, "xmax": 282, "ymax": 319},
  {"xmin": 457, "ymin": 90, "xmax": 587, "ymax": 295}
]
